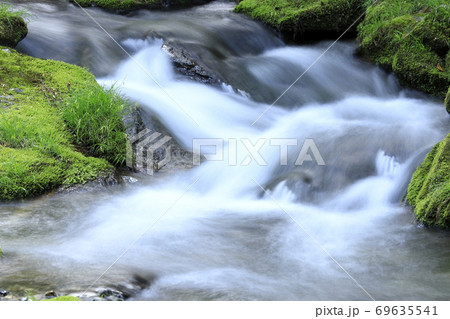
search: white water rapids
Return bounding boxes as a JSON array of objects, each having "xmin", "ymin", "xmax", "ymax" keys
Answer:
[
  {"xmin": 1, "ymin": 0, "xmax": 450, "ymax": 301},
  {"xmin": 60, "ymin": 40, "xmax": 449, "ymax": 300}
]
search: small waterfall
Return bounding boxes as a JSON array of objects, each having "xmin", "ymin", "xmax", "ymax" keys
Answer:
[{"xmin": 375, "ymin": 150, "xmax": 399, "ymax": 178}]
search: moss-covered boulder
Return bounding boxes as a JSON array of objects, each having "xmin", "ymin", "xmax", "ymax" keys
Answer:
[
  {"xmin": 0, "ymin": 13, "xmax": 27, "ymax": 48},
  {"xmin": 0, "ymin": 48, "xmax": 117, "ymax": 201},
  {"xmin": 358, "ymin": 0, "xmax": 450, "ymax": 98},
  {"xmin": 71, "ymin": 0, "xmax": 211, "ymax": 11},
  {"xmin": 407, "ymin": 134, "xmax": 450, "ymax": 228},
  {"xmin": 234, "ymin": 0, "xmax": 366, "ymax": 41}
]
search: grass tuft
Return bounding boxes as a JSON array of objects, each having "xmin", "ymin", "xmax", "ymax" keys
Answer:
[
  {"xmin": 62, "ymin": 84, "xmax": 131, "ymax": 166},
  {"xmin": 0, "ymin": 3, "xmax": 30, "ymax": 22}
]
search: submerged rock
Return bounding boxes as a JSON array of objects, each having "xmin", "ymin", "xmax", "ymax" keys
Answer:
[{"xmin": 407, "ymin": 133, "xmax": 450, "ymax": 229}]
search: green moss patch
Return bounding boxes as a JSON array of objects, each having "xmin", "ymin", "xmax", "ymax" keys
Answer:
[
  {"xmin": 407, "ymin": 134, "xmax": 450, "ymax": 228},
  {"xmin": 0, "ymin": 48, "xmax": 117, "ymax": 201},
  {"xmin": 42, "ymin": 296, "xmax": 80, "ymax": 301},
  {"xmin": 0, "ymin": 3, "xmax": 28, "ymax": 48},
  {"xmin": 234, "ymin": 0, "xmax": 366, "ymax": 40},
  {"xmin": 358, "ymin": 0, "xmax": 450, "ymax": 98}
]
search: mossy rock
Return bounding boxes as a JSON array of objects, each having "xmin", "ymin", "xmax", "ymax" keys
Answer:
[
  {"xmin": 357, "ymin": 1, "xmax": 450, "ymax": 98},
  {"xmin": 71, "ymin": 0, "xmax": 211, "ymax": 11},
  {"xmin": 234, "ymin": 0, "xmax": 366, "ymax": 41},
  {"xmin": 0, "ymin": 16, "xmax": 27, "ymax": 48},
  {"xmin": 407, "ymin": 134, "xmax": 450, "ymax": 228},
  {"xmin": 0, "ymin": 47, "xmax": 116, "ymax": 201}
]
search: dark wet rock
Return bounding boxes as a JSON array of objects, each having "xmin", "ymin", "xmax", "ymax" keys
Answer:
[
  {"xmin": 162, "ymin": 42, "xmax": 221, "ymax": 86},
  {"xmin": 0, "ymin": 290, "xmax": 9, "ymax": 297},
  {"xmin": 56, "ymin": 172, "xmax": 121, "ymax": 194},
  {"xmin": 44, "ymin": 291, "xmax": 58, "ymax": 298},
  {"xmin": 139, "ymin": 30, "xmax": 222, "ymax": 86},
  {"xmin": 113, "ymin": 273, "xmax": 158, "ymax": 300},
  {"xmin": 125, "ymin": 105, "xmax": 195, "ymax": 175},
  {"xmin": 96, "ymin": 288, "xmax": 124, "ymax": 301}
]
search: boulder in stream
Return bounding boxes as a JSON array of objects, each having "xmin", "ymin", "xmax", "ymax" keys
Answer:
[
  {"xmin": 0, "ymin": 6, "xmax": 28, "ymax": 48},
  {"xmin": 407, "ymin": 133, "xmax": 450, "ymax": 228}
]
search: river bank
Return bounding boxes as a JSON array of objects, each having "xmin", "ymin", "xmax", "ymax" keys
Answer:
[
  {"xmin": 0, "ymin": 47, "xmax": 125, "ymax": 201},
  {"xmin": 235, "ymin": 0, "xmax": 449, "ymax": 100}
]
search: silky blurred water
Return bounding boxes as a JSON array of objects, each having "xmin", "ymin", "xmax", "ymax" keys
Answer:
[{"xmin": 1, "ymin": 0, "xmax": 449, "ymax": 300}]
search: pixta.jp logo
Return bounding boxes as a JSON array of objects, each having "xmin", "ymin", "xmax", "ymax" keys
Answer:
[{"xmin": 192, "ymin": 138, "xmax": 325, "ymax": 167}]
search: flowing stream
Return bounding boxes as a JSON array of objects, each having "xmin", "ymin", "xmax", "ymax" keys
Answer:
[{"xmin": 1, "ymin": 0, "xmax": 450, "ymax": 300}]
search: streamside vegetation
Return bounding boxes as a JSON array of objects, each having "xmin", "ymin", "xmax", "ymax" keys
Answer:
[
  {"xmin": 63, "ymin": 84, "xmax": 129, "ymax": 167},
  {"xmin": 235, "ymin": 0, "xmax": 450, "ymax": 98},
  {"xmin": 0, "ymin": 47, "xmax": 129, "ymax": 201},
  {"xmin": 358, "ymin": 0, "xmax": 449, "ymax": 98},
  {"xmin": 235, "ymin": 0, "xmax": 366, "ymax": 40}
]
